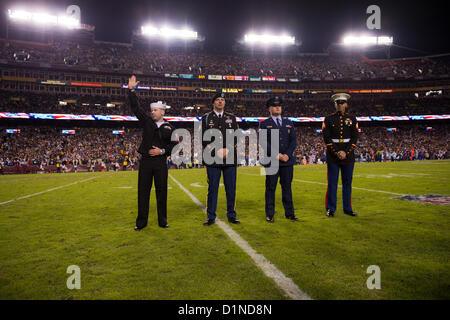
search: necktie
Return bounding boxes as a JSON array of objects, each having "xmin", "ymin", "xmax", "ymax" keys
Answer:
[
  {"xmin": 218, "ymin": 114, "xmax": 222, "ymax": 118},
  {"xmin": 277, "ymin": 118, "xmax": 281, "ymax": 128}
]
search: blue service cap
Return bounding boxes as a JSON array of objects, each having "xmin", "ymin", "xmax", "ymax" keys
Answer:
[{"xmin": 266, "ymin": 96, "xmax": 283, "ymax": 107}]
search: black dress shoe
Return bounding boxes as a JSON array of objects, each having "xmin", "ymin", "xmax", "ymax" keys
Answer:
[
  {"xmin": 228, "ymin": 217, "xmax": 240, "ymax": 224},
  {"xmin": 266, "ymin": 216, "xmax": 274, "ymax": 223},
  {"xmin": 286, "ymin": 215, "xmax": 298, "ymax": 221},
  {"xmin": 159, "ymin": 224, "xmax": 169, "ymax": 228},
  {"xmin": 134, "ymin": 226, "xmax": 145, "ymax": 231},
  {"xmin": 203, "ymin": 219, "xmax": 215, "ymax": 226},
  {"xmin": 344, "ymin": 211, "xmax": 358, "ymax": 217},
  {"xmin": 326, "ymin": 209, "xmax": 335, "ymax": 217}
]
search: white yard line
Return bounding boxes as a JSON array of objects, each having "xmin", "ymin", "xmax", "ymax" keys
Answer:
[
  {"xmin": 238, "ymin": 173, "xmax": 407, "ymax": 196},
  {"xmin": 292, "ymin": 179, "xmax": 408, "ymax": 196},
  {"xmin": 0, "ymin": 176, "xmax": 99, "ymax": 206},
  {"xmin": 169, "ymin": 173, "xmax": 312, "ymax": 300}
]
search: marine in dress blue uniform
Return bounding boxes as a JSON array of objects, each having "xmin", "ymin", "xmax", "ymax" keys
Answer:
[
  {"xmin": 201, "ymin": 93, "xmax": 240, "ymax": 226},
  {"xmin": 322, "ymin": 93, "xmax": 359, "ymax": 217},
  {"xmin": 259, "ymin": 96, "xmax": 298, "ymax": 223}
]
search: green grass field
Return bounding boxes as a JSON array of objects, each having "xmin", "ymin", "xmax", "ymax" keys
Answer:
[{"xmin": 0, "ymin": 161, "xmax": 449, "ymax": 300}]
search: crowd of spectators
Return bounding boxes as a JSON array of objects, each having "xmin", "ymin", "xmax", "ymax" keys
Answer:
[
  {"xmin": 2, "ymin": 39, "xmax": 450, "ymax": 79},
  {"xmin": 1, "ymin": 90, "xmax": 448, "ymax": 118},
  {"xmin": 294, "ymin": 125, "xmax": 449, "ymax": 164},
  {"xmin": 0, "ymin": 127, "xmax": 140, "ymax": 173},
  {"xmin": 1, "ymin": 124, "xmax": 447, "ymax": 174},
  {"xmin": 0, "ymin": 90, "xmax": 128, "ymax": 115}
]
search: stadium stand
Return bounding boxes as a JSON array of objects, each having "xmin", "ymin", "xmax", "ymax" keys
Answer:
[
  {"xmin": 1, "ymin": 38, "xmax": 449, "ymax": 174},
  {"xmin": 1, "ymin": 39, "xmax": 450, "ymax": 79},
  {"xmin": 0, "ymin": 125, "xmax": 447, "ymax": 174},
  {"xmin": 0, "ymin": 90, "xmax": 449, "ymax": 117}
]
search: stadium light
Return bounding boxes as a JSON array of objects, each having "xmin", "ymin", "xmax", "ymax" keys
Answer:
[
  {"xmin": 342, "ymin": 34, "xmax": 393, "ymax": 46},
  {"xmin": 243, "ymin": 33, "xmax": 295, "ymax": 46},
  {"xmin": 58, "ymin": 16, "xmax": 80, "ymax": 29},
  {"xmin": 7, "ymin": 9, "xmax": 31, "ymax": 21},
  {"xmin": 32, "ymin": 12, "xmax": 57, "ymax": 25},
  {"xmin": 141, "ymin": 25, "xmax": 198, "ymax": 40},
  {"xmin": 7, "ymin": 9, "xmax": 80, "ymax": 29}
]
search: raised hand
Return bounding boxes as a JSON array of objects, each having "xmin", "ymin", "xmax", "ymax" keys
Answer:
[{"xmin": 128, "ymin": 75, "xmax": 140, "ymax": 89}]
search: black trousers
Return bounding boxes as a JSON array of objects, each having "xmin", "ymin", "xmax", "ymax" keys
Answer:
[{"xmin": 136, "ymin": 157, "xmax": 168, "ymax": 228}]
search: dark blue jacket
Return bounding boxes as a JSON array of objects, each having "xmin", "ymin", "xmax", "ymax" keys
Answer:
[
  {"xmin": 128, "ymin": 90, "xmax": 176, "ymax": 159},
  {"xmin": 259, "ymin": 117, "xmax": 297, "ymax": 167}
]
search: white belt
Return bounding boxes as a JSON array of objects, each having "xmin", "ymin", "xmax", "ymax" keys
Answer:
[{"xmin": 332, "ymin": 138, "xmax": 350, "ymax": 143}]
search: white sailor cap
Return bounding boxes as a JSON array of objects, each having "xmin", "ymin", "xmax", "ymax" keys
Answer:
[
  {"xmin": 331, "ymin": 93, "xmax": 351, "ymax": 102},
  {"xmin": 150, "ymin": 101, "xmax": 166, "ymax": 110}
]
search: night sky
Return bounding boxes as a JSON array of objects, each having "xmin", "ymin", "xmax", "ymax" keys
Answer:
[{"xmin": 1, "ymin": 0, "xmax": 448, "ymax": 56}]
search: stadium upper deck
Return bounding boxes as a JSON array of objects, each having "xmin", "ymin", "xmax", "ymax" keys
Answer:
[
  {"xmin": 1, "ymin": 39, "xmax": 450, "ymax": 80},
  {"xmin": 1, "ymin": 38, "xmax": 449, "ymax": 120}
]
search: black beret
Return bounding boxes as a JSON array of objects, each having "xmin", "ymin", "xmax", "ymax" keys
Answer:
[
  {"xmin": 212, "ymin": 92, "xmax": 225, "ymax": 104},
  {"xmin": 266, "ymin": 96, "xmax": 283, "ymax": 108}
]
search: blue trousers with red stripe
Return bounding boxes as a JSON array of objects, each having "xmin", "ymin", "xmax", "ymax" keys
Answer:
[{"xmin": 325, "ymin": 163, "xmax": 354, "ymax": 212}]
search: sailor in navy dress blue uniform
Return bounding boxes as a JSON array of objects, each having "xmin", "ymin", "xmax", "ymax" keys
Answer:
[
  {"xmin": 127, "ymin": 75, "xmax": 177, "ymax": 230},
  {"xmin": 322, "ymin": 93, "xmax": 359, "ymax": 217},
  {"xmin": 201, "ymin": 93, "xmax": 240, "ymax": 226},
  {"xmin": 259, "ymin": 96, "xmax": 298, "ymax": 223}
]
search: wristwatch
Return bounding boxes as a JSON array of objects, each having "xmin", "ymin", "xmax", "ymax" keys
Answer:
[{"xmin": 160, "ymin": 148, "xmax": 165, "ymax": 155}]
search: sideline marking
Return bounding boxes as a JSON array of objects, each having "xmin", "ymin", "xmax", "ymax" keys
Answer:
[
  {"xmin": 238, "ymin": 173, "xmax": 407, "ymax": 196},
  {"xmin": 293, "ymin": 179, "xmax": 407, "ymax": 196},
  {"xmin": 169, "ymin": 173, "xmax": 311, "ymax": 300},
  {"xmin": 0, "ymin": 176, "xmax": 99, "ymax": 206}
]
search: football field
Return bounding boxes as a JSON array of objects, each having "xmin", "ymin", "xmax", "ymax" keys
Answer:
[{"xmin": 0, "ymin": 161, "xmax": 449, "ymax": 300}]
